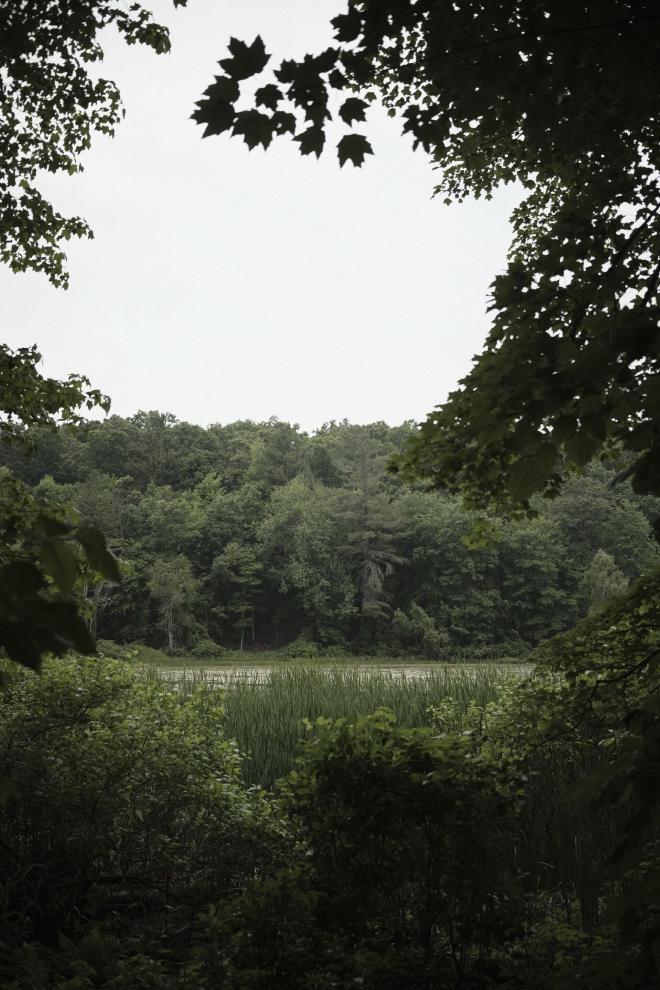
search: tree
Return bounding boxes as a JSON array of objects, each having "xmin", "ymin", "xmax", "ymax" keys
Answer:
[
  {"xmin": 195, "ymin": 2, "xmax": 660, "ymax": 512},
  {"xmin": 247, "ymin": 419, "xmax": 305, "ymax": 492},
  {"xmin": 544, "ymin": 464, "xmax": 660, "ymax": 581},
  {"xmin": 0, "ymin": 0, "xmax": 186, "ymax": 287},
  {"xmin": 326, "ymin": 427, "xmax": 406, "ymax": 638},
  {"xmin": 0, "ymin": 349, "xmax": 119, "ymax": 670},
  {"xmin": 583, "ymin": 549, "xmax": 629, "ymax": 610},
  {"xmin": 0, "ymin": 344, "xmax": 109, "ymax": 442},
  {"xmin": 258, "ymin": 475, "xmax": 356, "ymax": 644},
  {"xmin": 147, "ymin": 554, "xmax": 199, "ymax": 653},
  {"xmin": 211, "ymin": 541, "xmax": 262, "ymax": 650}
]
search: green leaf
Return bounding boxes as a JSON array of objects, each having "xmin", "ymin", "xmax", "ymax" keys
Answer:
[
  {"xmin": 565, "ymin": 431, "xmax": 601, "ymax": 466},
  {"xmin": 294, "ymin": 126, "xmax": 325, "ymax": 158},
  {"xmin": 255, "ymin": 84, "xmax": 282, "ymax": 111},
  {"xmin": 507, "ymin": 443, "xmax": 558, "ymax": 501},
  {"xmin": 76, "ymin": 526, "xmax": 121, "ymax": 583},
  {"xmin": 232, "ymin": 110, "xmax": 274, "ymax": 150},
  {"xmin": 204, "ymin": 74, "xmax": 240, "ymax": 104},
  {"xmin": 337, "ymin": 133, "xmax": 373, "ymax": 167},
  {"xmin": 332, "ymin": 9, "xmax": 363, "ymax": 43},
  {"xmin": 220, "ymin": 36, "xmax": 270, "ymax": 81},
  {"xmin": 0, "ymin": 561, "xmax": 44, "ymax": 598},
  {"xmin": 40, "ymin": 539, "xmax": 78, "ymax": 597},
  {"xmin": 35, "ymin": 514, "xmax": 71, "ymax": 539},
  {"xmin": 328, "ymin": 68, "xmax": 347, "ymax": 90},
  {"xmin": 192, "ymin": 97, "xmax": 235, "ymax": 139},
  {"xmin": 272, "ymin": 111, "xmax": 296, "ymax": 135},
  {"xmin": 338, "ymin": 97, "xmax": 368, "ymax": 125}
]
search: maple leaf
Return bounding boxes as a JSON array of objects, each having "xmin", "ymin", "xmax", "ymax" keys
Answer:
[
  {"xmin": 275, "ymin": 59, "xmax": 298, "ymax": 85},
  {"xmin": 205, "ymin": 74, "xmax": 240, "ymax": 104},
  {"xmin": 192, "ymin": 98, "xmax": 234, "ymax": 138},
  {"xmin": 339, "ymin": 97, "xmax": 368, "ymax": 126},
  {"xmin": 328, "ymin": 68, "xmax": 347, "ymax": 90},
  {"xmin": 232, "ymin": 110, "xmax": 274, "ymax": 150},
  {"xmin": 272, "ymin": 111, "xmax": 296, "ymax": 135},
  {"xmin": 220, "ymin": 36, "xmax": 270, "ymax": 81},
  {"xmin": 337, "ymin": 133, "xmax": 373, "ymax": 167},
  {"xmin": 332, "ymin": 9, "xmax": 362, "ymax": 43},
  {"xmin": 255, "ymin": 84, "xmax": 282, "ymax": 112},
  {"xmin": 294, "ymin": 126, "xmax": 325, "ymax": 158}
]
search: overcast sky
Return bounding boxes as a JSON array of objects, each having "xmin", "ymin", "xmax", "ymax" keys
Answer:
[{"xmin": 2, "ymin": 0, "xmax": 520, "ymax": 433}]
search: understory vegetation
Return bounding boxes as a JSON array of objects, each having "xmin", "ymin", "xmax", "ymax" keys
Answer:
[
  {"xmin": 2, "ymin": 415, "xmax": 657, "ymax": 656},
  {"xmin": 0, "ymin": 644, "xmax": 648, "ymax": 990}
]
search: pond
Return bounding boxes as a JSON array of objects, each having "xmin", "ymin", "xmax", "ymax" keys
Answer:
[{"xmin": 149, "ymin": 659, "xmax": 533, "ymax": 685}]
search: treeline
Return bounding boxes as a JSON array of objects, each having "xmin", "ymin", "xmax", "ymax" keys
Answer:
[{"xmin": 3, "ymin": 412, "xmax": 658, "ymax": 655}]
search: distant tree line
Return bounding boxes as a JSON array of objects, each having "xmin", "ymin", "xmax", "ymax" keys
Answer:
[{"xmin": 2, "ymin": 412, "xmax": 657, "ymax": 656}]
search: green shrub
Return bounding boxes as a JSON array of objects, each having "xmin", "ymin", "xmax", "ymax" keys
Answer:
[
  {"xmin": 0, "ymin": 657, "xmax": 286, "ymax": 979},
  {"xmin": 391, "ymin": 603, "xmax": 450, "ymax": 658},
  {"xmin": 281, "ymin": 638, "xmax": 319, "ymax": 659},
  {"xmin": 202, "ymin": 710, "xmax": 525, "ymax": 989},
  {"xmin": 189, "ymin": 637, "xmax": 226, "ymax": 659},
  {"xmin": 95, "ymin": 638, "xmax": 131, "ymax": 660}
]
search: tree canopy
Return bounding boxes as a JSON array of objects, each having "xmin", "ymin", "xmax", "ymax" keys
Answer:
[
  {"xmin": 194, "ymin": 1, "xmax": 660, "ymax": 510},
  {"xmin": 0, "ymin": 0, "xmax": 186, "ymax": 287}
]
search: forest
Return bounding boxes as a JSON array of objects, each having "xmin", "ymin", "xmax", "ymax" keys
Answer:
[
  {"xmin": 1, "ymin": 1, "xmax": 660, "ymax": 989},
  {"xmin": 2, "ymin": 413, "xmax": 658, "ymax": 656}
]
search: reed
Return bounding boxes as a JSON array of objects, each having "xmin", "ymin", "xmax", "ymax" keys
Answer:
[{"xmin": 145, "ymin": 663, "xmax": 519, "ymax": 787}]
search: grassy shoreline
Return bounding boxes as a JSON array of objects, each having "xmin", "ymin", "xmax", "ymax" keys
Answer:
[
  {"xmin": 134, "ymin": 657, "xmax": 527, "ymax": 787},
  {"xmin": 98, "ymin": 640, "xmax": 530, "ymax": 669}
]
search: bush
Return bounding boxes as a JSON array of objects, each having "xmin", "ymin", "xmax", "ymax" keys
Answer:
[
  {"xmin": 202, "ymin": 710, "xmax": 525, "ymax": 989},
  {"xmin": 321, "ymin": 644, "xmax": 350, "ymax": 659},
  {"xmin": 281, "ymin": 638, "xmax": 319, "ymax": 659},
  {"xmin": 391, "ymin": 603, "xmax": 450, "ymax": 658},
  {"xmin": 0, "ymin": 657, "xmax": 286, "ymax": 981},
  {"xmin": 189, "ymin": 637, "xmax": 226, "ymax": 659},
  {"xmin": 95, "ymin": 638, "xmax": 129, "ymax": 660}
]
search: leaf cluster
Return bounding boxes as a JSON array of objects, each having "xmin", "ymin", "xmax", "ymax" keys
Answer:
[{"xmin": 0, "ymin": 0, "xmax": 186, "ymax": 286}]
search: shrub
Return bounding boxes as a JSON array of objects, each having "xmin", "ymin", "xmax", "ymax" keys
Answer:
[
  {"xmin": 281, "ymin": 638, "xmax": 319, "ymax": 659},
  {"xmin": 189, "ymin": 637, "xmax": 226, "ymax": 659},
  {"xmin": 391, "ymin": 604, "xmax": 450, "ymax": 658},
  {"xmin": 203, "ymin": 710, "xmax": 524, "ymax": 989},
  {"xmin": 0, "ymin": 657, "xmax": 286, "ymax": 979},
  {"xmin": 95, "ymin": 638, "xmax": 128, "ymax": 660}
]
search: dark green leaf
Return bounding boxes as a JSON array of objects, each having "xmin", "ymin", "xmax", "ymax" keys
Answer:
[
  {"xmin": 40, "ymin": 540, "xmax": 78, "ymax": 597},
  {"xmin": 337, "ymin": 133, "xmax": 373, "ymax": 167},
  {"xmin": 220, "ymin": 36, "xmax": 270, "ymax": 81},
  {"xmin": 255, "ymin": 84, "xmax": 282, "ymax": 111},
  {"xmin": 232, "ymin": 110, "xmax": 274, "ymax": 150},
  {"xmin": 294, "ymin": 126, "xmax": 325, "ymax": 158},
  {"xmin": 507, "ymin": 443, "xmax": 558, "ymax": 501},
  {"xmin": 76, "ymin": 526, "xmax": 121, "ymax": 583},
  {"xmin": 338, "ymin": 97, "xmax": 368, "ymax": 126},
  {"xmin": 192, "ymin": 98, "xmax": 235, "ymax": 138},
  {"xmin": 204, "ymin": 74, "xmax": 240, "ymax": 104}
]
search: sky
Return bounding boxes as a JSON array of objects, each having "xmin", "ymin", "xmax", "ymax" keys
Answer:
[{"xmin": 1, "ymin": 0, "xmax": 520, "ymax": 433}]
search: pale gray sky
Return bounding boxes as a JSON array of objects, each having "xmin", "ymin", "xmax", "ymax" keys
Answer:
[{"xmin": 1, "ymin": 0, "xmax": 520, "ymax": 432}]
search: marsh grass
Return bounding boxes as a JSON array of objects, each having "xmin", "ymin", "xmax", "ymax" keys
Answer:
[{"xmin": 140, "ymin": 663, "xmax": 522, "ymax": 787}]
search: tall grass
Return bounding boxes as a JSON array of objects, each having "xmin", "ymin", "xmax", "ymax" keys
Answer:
[{"xmin": 144, "ymin": 663, "xmax": 522, "ymax": 787}]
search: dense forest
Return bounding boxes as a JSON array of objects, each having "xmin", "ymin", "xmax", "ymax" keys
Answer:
[{"xmin": 3, "ymin": 412, "xmax": 658, "ymax": 656}]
